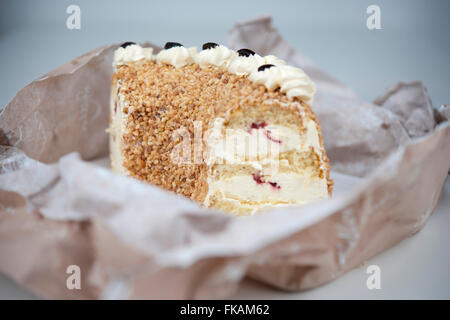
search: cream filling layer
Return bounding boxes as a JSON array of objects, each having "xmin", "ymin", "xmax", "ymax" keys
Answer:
[
  {"xmin": 206, "ymin": 117, "xmax": 322, "ymax": 164},
  {"xmin": 209, "ymin": 172, "xmax": 328, "ymax": 205}
]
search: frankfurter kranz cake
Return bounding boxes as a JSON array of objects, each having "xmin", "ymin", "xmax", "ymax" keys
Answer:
[{"xmin": 109, "ymin": 41, "xmax": 333, "ymax": 215}]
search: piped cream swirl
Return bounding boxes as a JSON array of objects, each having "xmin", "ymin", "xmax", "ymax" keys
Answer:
[
  {"xmin": 156, "ymin": 46, "xmax": 197, "ymax": 68},
  {"xmin": 263, "ymin": 55, "xmax": 286, "ymax": 66},
  {"xmin": 113, "ymin": 43, "xmax": 315, "ymax": 105}
]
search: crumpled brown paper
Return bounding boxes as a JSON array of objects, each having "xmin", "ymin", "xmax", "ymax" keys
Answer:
[{"xmin": 0, "ymin": 16, "xmax": 449, "ymax": 299}]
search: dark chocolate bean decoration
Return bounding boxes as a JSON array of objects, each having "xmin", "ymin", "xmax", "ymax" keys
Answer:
[
  {"xmin": 237, "ymin": 48, "xmax": 255, "ymax": 57},
  {"xmin": 202, "ymin": 42, "xmax": 219, "ymax": 50},
  {"xmin": 257, "ymin": 64, "xmax": 275, "ymax": 72},
  {"xmin": 164, "ymin": 42, "xmax": 183, "ymax": 49},
  {"xmin": 120, "ymin": 41, "xmax": 136, "ymax": 48}
]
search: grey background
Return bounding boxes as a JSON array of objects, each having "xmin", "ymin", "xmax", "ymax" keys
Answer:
[{"xmin": 0, "ymin": 0, "xmax": 449, "ymax": 299}]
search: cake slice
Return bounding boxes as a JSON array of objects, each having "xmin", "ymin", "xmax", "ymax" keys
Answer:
[{"xmin": 109, "ymin": 41, "xmax": 333, "ymax": 215}]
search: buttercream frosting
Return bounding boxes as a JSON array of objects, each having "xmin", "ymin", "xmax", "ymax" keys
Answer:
[
  {"xmin": 112, "ymin": 43, "xmax": 315, "ymax": 105},
  {"xmin": 155, "ymin": 46, "xmax": 197, "ymax": 68},
  {"xmin": 195, "ymin": 45, "xmax": 236, "ymax": 68}
]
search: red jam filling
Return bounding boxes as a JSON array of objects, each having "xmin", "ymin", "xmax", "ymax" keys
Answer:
[{"xmin": 252, "ymin": 173, "xmax": 281, "ymax": 190}]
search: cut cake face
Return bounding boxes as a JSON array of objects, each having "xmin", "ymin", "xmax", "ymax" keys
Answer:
[{"xmin": 109, "ymin": 42, "xmax": 333, "ymax": 215}]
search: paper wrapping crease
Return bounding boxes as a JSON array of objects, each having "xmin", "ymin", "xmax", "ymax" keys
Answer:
[{"xmin": 0, "ymin": 16, "xmax": 449, "ymax": 299}]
